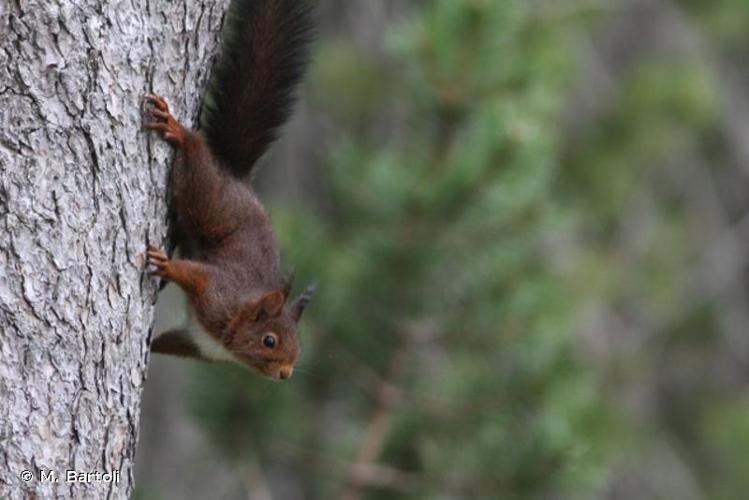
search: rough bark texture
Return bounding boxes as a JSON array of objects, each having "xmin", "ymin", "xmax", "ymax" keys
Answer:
[{"xmin": 0, "ymin": 0, "xmax": 229, "ymax": 498}]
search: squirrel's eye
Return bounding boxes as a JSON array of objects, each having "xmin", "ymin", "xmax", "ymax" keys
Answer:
[{"xmin": 262, "ymin": 334, "xmax": 277, "ymax": 349}]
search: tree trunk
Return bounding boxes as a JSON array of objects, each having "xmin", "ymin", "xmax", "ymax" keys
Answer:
[{"xmin": 0, "ymin": 0, "xmax": 228, "ymax": 497}]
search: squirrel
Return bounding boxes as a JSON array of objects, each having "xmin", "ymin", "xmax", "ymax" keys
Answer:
[{"xmin": 144, "ymin": 0, "xmax": 314, "ymax": 380}]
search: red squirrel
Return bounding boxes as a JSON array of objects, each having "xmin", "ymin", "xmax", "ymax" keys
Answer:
[{"xmin": 144, "ymin": 0, "xmax": 314, "ymax": 380}]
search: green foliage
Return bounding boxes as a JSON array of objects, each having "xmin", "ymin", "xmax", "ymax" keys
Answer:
[
  {"xmin": 679, "ymin": 0, "xmax": 749, "ymax": 54},
  {"xmin": 187, "ymin": 1, "xmax": 607, "ymax": 498},
  {"xmin": 555, "ymin": 1, "xmax": 749, "ymax": 497}
]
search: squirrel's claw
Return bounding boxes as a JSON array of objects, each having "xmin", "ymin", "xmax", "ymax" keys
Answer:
[
  {"xmin": 147, "ymin": 247, "xmax": 168, "ymax": 262},
  {"xmin": 145, "ymin": 94, "xmax": 169, "ymax": 112},
  {"xmin": 143, "ymin": 95, "xmax": 186, "ymax": 147},
  {"xmin": 146, "ymin": 246, "xmax": 171, "ymax": 278},
  {"xmin": 143, "ymin": 122, "xmax": 167, "ymax": 132},
  {"xmin": 150, "ymin": 108, "xmax": 170, "ymax": 120}
]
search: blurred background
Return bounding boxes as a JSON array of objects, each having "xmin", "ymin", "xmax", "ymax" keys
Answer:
[{"xmin": 134, "ymin": 0, "xmax": 749, "ymax": 498}]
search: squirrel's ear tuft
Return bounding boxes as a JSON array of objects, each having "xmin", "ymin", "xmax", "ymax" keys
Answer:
[
  {"xmin": 281, "ymin": 273, "xmax": 294, "ymax": 300},
  {"xmin": 259, "ymin": 290, "xmax": 286, "ymax": 318},
  {"xmin": 291, "ymin": 284, "xmax": 315, "ymax": 322}
]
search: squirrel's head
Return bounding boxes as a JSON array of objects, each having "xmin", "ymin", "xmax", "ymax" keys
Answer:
[{"xmin": 226, "ymin": 285, "xmax": 314, "ymax": 380}]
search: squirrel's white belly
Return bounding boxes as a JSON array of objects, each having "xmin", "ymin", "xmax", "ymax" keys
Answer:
[{"xmin": 191, "ymin": 326, "xmax": 237, "ymax": 362}]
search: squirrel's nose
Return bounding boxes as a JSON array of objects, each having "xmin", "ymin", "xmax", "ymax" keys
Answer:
[{"xmin": 278, "ymin": 366, "xmax": 293, "ymax": 380}]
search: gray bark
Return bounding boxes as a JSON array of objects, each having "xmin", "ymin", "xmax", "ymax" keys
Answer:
[{"xmin": 0, "ymin": 0, "xmax": 228, "ymax": 498}]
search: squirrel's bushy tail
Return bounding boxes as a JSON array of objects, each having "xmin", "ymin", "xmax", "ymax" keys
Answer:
[{"xmin": 201, "ymin": 0, "xmax": 313, "ymax": 177}]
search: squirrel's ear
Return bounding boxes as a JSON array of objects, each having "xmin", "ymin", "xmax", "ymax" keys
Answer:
[
  {"xmin": 228, "ymin": 290, "xmax": 287, "ymax": 334},
  {"xmin": 259, "ymin": 290, "xmax": 285, "ymax": 317},
  {"xmin": 291, "ymin": 284, "xmax": 315, "ymax": 322}
]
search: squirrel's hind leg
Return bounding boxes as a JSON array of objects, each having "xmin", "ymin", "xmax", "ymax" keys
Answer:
[{"xmin": 151, "ymin": 328, "xmax": 210, "ymax": 361}]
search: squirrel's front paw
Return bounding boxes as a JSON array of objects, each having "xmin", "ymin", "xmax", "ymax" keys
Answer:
[
  {"xmin": 146, "ymin": 246, "xmax": 172, "ymax": 280},
  {"xmin": 144, "ymin": 94, "xmax": 186, "ymax": 147}
]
